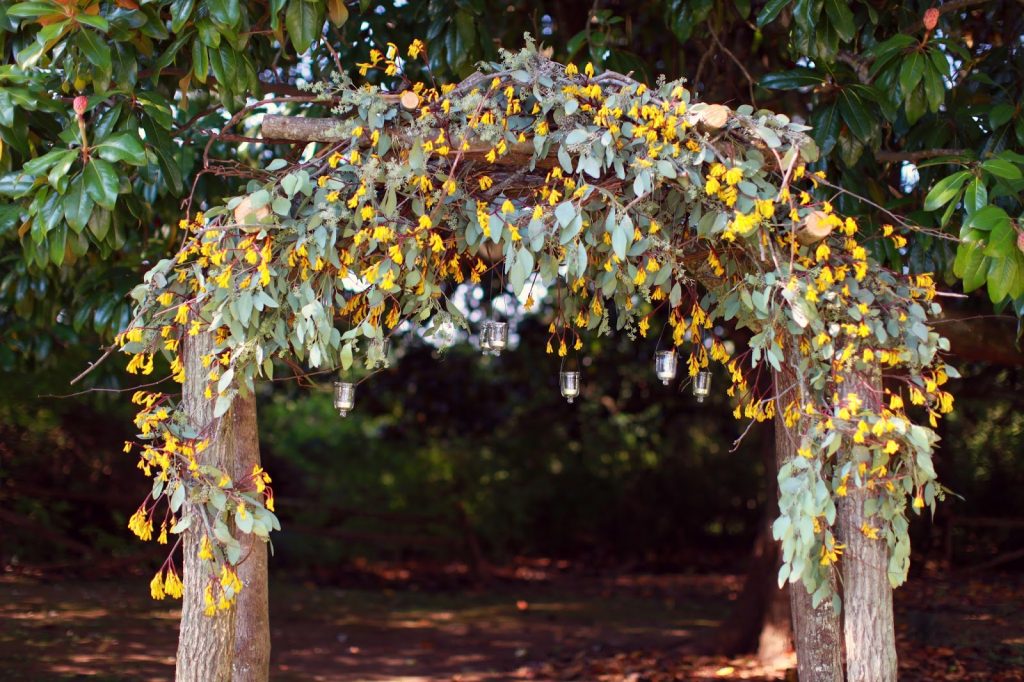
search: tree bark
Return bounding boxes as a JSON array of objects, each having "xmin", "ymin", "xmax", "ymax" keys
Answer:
[
  {"xmin": 773, "ymin": 354, "xmax": 844, "ymax": 682},
  {"xmin": 227, "ymin": 393, "xmax": 271, "ymax": 682},
  {"xmin": 835, "ymin": 370, "xmax": 898, "ymax": 682},
  {"xmin": 176, "ymin": 331, "xmax": 237, "ymax": 682}
]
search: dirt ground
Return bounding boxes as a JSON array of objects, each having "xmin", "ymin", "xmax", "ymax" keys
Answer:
[{"xmin": 1, "ymin": 565, "xmax": 1022, "ymax": 681}]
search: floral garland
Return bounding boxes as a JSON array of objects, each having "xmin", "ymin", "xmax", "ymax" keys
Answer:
[{"xmin": 117, "ymin": 39, "xmax": 955, "ymax": 610}]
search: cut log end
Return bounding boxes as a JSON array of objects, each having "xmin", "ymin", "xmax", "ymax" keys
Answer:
[
  {"xmin": 795, "ymin": 210, "xmax": 834, "ymax": 246},
  {"xmin": 233, "ymin": 195, "xmax": 271, "ymax": 226},
  {"xmin": 400, "ymin": 90, "xmax": 421, "ymax": 110},
  {"xmin": 697, "ymin": 104, "xmax": 730, "ymax": 132}
]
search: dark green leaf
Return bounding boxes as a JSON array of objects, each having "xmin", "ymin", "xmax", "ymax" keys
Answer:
[
  {"xmin": 988, "ymin": 103, "xmax": 1015, "ymax": 130},
  {"xmin": 963, "ymin": 178, "xmax": 987, "ymax": 216},
  {"xmin": 953, "ymin": 242, "xmax": 988, "ymax": 292},
  {"xmin": 7, "ymin": 2, "xmax": 59, "ymax": 19},
  {"xmin": 988, "ymin": 255, "xmax": 1021, "ymax": 303},
  {"xmin": 96, "ymin": 132, "xmax": 147, "ymax": 166},
  {"xmin": 866, "ymin": 34, "xmax": 916, "ymax": 76},
  {"xmin": 985, "ymin": 216, "xmax": 1016, "ymax": 258},
  {"xmin": 208, "ymin": 0, "xmax": 241, "ymax": 27},
  {"xmin": 75, "ymin": 13, "xmax": 109, "ymax": 31},
  {"xmin": 923, "ymin": 170, "xmax": 970, "ymax": 211},
  {"xmin": 824, "ymin": 0, "xmax": 855, "ymax": 41},
  {"xmin": 285, "ymin": 0, "xmax": 324, "ymax": 55},
  {"xmin": 922, "ymin": 63, "xmax": 945, "ymax": 112},
  {"xmin": 83, "ymin": 158, "xmax": 119, "ymax": 210},
  {"xmin": 49, "ymin": 222, "xmax": 67, "ymax": 266},
  {"xmin": 899, "ymin": 51, "xmax": 924, "ymax": 95},
  {"xmin": 76, "ymin": 29, "xmax": 111, "ymax": 73},
  {"xmin": 170, "ymin": 0, "xmax": 196, "ymax": 33},
  {"xmin": 757, "ymin": 0, "xmax": 791, "ymax": 27},
  {"xmin": 136, "ymin": 92, "xmax": 174, "ymax": 130},
  {"xmin": 759, "ymin": 68, "xmax": 826, "ymax": 90},
  {"xmin": 23, "ymin": 148, "xmax": 72, "ymax": 176},
  {"xmin": 965, "ymin": 205, "xmax": 1009, "ymax": 232},
  {"xmin": 982, "ymin": 158, "xmax": 1022, "ymax": 180},
  {"xmin": 47, "ymin": 150, "xmax": 78, "ymax": 189},
  {"xmin": 838, "ymin": 88, "xmax": 875, "ymax": 142},
  {"xmin": 811, "ymin": 103, "xmax": 841, "ymax": 156},
  {"xmin": 88, "ymin": 206, "xmax": 111, "ymax": 241},
  {"xmin": 63, "ymin": 175, "xmax": 94, "ymax": 233}
]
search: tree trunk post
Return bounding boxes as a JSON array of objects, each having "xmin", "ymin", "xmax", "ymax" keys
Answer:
[
  {"xmin": 773, "ymin": 353, "xmax": 844, "ymax": 682},
  {"xmin": 176, "ymin": 331, "xmax": 237, "ymax": 682},
  {"xmin": 228, "ymin": 393, "xmax": 271, "ymax": 682},
  {"xmin": 836, "ymin": 370, "xmax": 898, "ymax": 682}
]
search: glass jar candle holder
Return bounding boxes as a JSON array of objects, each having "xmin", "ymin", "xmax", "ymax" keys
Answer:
[
  {"xmin": 654, "ymin": 350, "xmax": 677, "ymax": 386},
  {"xmin": 560, "ymin": 371, "xmax": 580, "ymax": 404},
  {"xmin": 693, "ymin": 370, "xmax": 712, "ymax": 403},
  {"xmin": 434, "ymin": 318, "xmax": 456, "ymax": 348},
  {"xmin": 334, "ymin": 381, "xmax": 356, "ymax": 417},
  {"xmin": 479, "ymin": 321, "xmax": 495, "ymax": 354},
  {"xmin": 487, "ymin": 321, "xmax": 508, "ymax": 355},
  {"xmin": 370, "ymin": 338, "xmax": 390, "ymax": 367}
]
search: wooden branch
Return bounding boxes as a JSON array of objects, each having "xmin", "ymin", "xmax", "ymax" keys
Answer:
[
  {"xmin": 261, "ymin": 115, "xmax": 345, "ymax": 142},
  {"xmin": 261, "ymin": 114, "xmax": 560, "ymax": 169}
]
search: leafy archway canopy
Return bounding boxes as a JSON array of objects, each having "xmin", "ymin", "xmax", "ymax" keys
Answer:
[{"xmin": 118, "ymin": 40, "xmax": 956, "ymax": 612}]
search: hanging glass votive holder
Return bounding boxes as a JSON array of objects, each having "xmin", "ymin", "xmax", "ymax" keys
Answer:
[
  {"xmin": 371, "ymin": 337, "xmax": 391, "ymax": 367},
  {"xmin": 487, "ymin": 321, "xmax": 509, "ymax": 356},
  {"xmin": 655, "ymin": 350, "xmax": 677, "ymax": 386},
  {"xmin": 560, "ymin": 371, "xmax": 580, "ymax": 404},
  {"xmin": 693, "ymin": 370, "xmax": 712, "ymax": 403},
  {"xmin": 479, "ymin": 321, "xmax": 495, "ymax": 354},
  {"xmin": 434, "ymin": 317, "xmax": 456, "ymax": 348},
  {"xmin": 334, "ymin": 381, "xmax": 356, "ymax": 417}
]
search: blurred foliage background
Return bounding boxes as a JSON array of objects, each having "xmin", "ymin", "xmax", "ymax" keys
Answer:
[
  {"xmin": 4, "ymin": 319, "xmax": 1023, "ymax": 577},
  {"xmin": 2, "ymin": 0, "xmax": 1024, "ymax": 577}
]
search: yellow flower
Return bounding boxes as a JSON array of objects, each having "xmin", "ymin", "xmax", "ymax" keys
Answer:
[
  {"xmin": 479, "ymin": 175, "xmax": 493, "ymax": 190},
  {"xmin": 861, "ymin": 523, "xmax": 879, "ymax": 540},
  {"xmin": 819, "ymin": 541, "xmax": 845, "ymax": 566},
  {"xmin": 150, "ymin": 571, "xmax": 166, "ymax": 600},
  {"xmin": 164, "ymin": 569, "xmax": 184, "ymax": 599},
  {"xmin": 198, "ymin": 534, "xmax": 214, "ymax": 561},
  {"xmin": 815, "ymin": 242, "xmax": 831, "ymax": 262}
]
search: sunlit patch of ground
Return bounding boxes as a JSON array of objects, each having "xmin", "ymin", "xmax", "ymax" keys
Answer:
[{"xmin": 0, "ymin": 569, "xmax": 1021, "ymax": 681}]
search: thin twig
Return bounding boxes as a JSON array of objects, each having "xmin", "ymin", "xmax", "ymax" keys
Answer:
[
  {"xmin": 68, "ymin": 346, "xmax": 116, "ymax": 386},
  {"xmin": 707, "ymin": 23, "xmax": 757, "ymax": 107}
]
